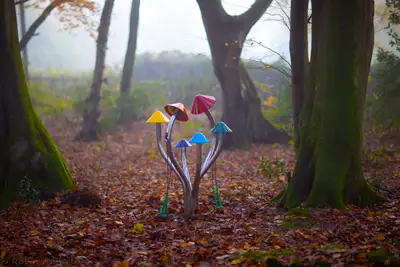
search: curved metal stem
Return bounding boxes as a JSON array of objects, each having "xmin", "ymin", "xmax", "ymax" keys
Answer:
[
  {"xmin": 182, "ymin": 147, "xmax": 190, "ymax": 179},
  {"xmin": 166, "ymin": 113, "xmax": 192, "ymax": 193},
  {"xmin": 157, "ymin": 123, "xmax": 192, "ymax": 213},
  {"xmin": 200, "ymin": 133, "xmax": 223, "ymax": 177},
  {"xmin": 156, "ymin": 124, "xmax": 181, "ymax": 178},
  {"xmin": 195, "ymin": 144, "xmax": 202, "ymax": 181},
  {"xmin": 201, "ymin": 110, "xmax": 217, "ymax": 172},
  {"xmin": 166, "ymin": 113, "xmax": 193, "ymax": 216}
]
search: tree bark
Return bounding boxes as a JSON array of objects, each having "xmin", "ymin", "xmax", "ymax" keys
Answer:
[
  {"xmin": 240, "ymin": 61, "xmax": 291, "ymax": 143},
  {"xmin": 18, "ymin": 1, "xmax": 29, "ymax": 80},
  {"xmin": 197, "ymin": 0, "xmax": 289, "ymax": 149},
  {"xmin": 0, "ymin": 0, "xmax": 74, "ymax": 209},
  {"xmin": 289, "ymin": 0, "xmax": 308, "ymax": 151},
  {"xmin": 279, "ymin": 0, "xmax": 384, "ymax": 209},
  {"xmin": 19, "ymin": 0, "xmax": 58, "ymax": 50},
  {"xmin": 78, "ymin": 0, "xmax": 115, "ymax": 141},
  {"xmin": 118, "ymin": 0, "xmax": 140, "ymax": 124}
]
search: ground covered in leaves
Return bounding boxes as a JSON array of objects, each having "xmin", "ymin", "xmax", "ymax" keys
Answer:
[{"xmin": 0, "ymin": 117, "xmax": 399, "ymax": 267}]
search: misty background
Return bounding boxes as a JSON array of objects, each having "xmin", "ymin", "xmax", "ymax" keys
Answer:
[
  {"xmin": 18, "ymin": 0, "xmax": 393, "ymax": 71},
  {"xmin": 20, "ymin": 0, "xmax": 290, "ymax": 70}
]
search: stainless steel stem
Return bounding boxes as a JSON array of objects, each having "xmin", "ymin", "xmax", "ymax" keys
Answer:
[
  {"xmin": 200, "ymin": 133, "xmax": 223, "ymax": 177},
  {"xmin": 194, "ymin": 144, "xmax": 202, "ymax": 183},
  {"xmin": 201, "ymin": 111, "xmax": 216, "ymax": 172},
  {"xmin": 166, "ymin": 112, "xmax": 193, "ymax": 215},
  {"xmin": 156, "ymin": 123, "xmax": 180, "ymax": 178},
  {"xmin": 182, "ymin": 147, "xmax": 190, "ymax": 179}
]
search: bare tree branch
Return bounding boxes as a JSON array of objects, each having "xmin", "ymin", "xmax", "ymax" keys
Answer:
[
  {"xmin": 247, "ymin": 38, "xmax": 292, "ymax": 67},
  {"xmin": 246, "ymin": 58, "xmax": 292, "ymax": 78},
  {"xmin": 264, "ymin": 12, "xmax": 290, "ymax": 31},
  {"xmin": 274, "ymin": 0, "xmax": 290, "ymax": 23},
  {"xmin": 236, "ymin": 0, "xmax": 274, "ymax": 33}
]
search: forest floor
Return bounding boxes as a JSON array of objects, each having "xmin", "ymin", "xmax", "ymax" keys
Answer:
[{"xmin": 0, "ymin": 117, "xmax": 399, "ymax": 267}]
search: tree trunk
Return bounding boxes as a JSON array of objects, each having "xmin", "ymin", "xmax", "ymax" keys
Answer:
[
  {"xmin": 279, "ymin": 0, "xmax": 384, "ymax": 209},
  {"xmin": 19, "ymin": 0, "xmax": 58, "ymax": 50},
  {"xmin": 18, "ymin": 1, "xmax": 29, "ymax": 80},
  {"xmin": 216, "ymin": 56, "xmax": 250, "ymax": 149},
  {"xmin": 197, "ymin": 0, "xmax": 288, "ymax": 149},
  {"xmin": 118, "ymin": 0, "xmax": 140, "ymax": 124},
  {"xmin": 240, "ymin": 61, "xmax": 291, "ymax": 144},
  {"xmin": 289, "ymin": 0, "xmax": 308, "ymax": 151},
  {"xmin": 78, "ymin": 0, "xmax": 115, "ymax": 141},
  {"xmin": 0, "ymin": 0, "xmax": 74, "ymax": 209}
]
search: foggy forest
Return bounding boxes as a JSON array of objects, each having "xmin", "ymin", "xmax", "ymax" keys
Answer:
[{"xmin": 0, "ymin": 0, "xmax": 399, "ymax": 266}]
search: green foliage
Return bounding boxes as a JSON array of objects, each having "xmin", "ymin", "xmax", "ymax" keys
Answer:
[
  {"xmin": 364, "ymin": 146, "xmax": 395, "ymax": 168},
  {"xmin": 371, "ymin": 49, "xmax": 400, "ymax": 126},
  {"xmin": 29, "ymin": 75, "xmax": 167, "ymax": 132},
  {"xmin": 280, "ymin": 208, "xmax": 315, "ymax": 229},
  {"xmin": 258, "ymin": 156, "xmax": 286, "ymax": 179},
  {"xmin": 285, "ymin": 207, "xmax": 310, "ymax": 217},
  {"xmin": 18, "ymin": 177, "xmax": 40, "ymax": 204},
  {"xmin": 260, "ymin": 83, "xmax": 294, "ymax": 136},
  {"xmin": 117, "ymin": 87, "xmax": 150, "ymax": 124},
  {"xmin": 370, "ymin": 0, "xmax": 400, "ymax": 134},
  {"xmin": 29, "ymin": 81, "xmax": 72, "ymax": 116},
  {"xmin": 70, "ymin": 82, "xmax": 166, "ymax": 130},
  {"xmin": 368, "ymin": 249, "xmax": 400, "ymax": 265}
]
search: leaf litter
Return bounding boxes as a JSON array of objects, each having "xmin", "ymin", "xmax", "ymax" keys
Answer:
[{"xmin": 0, "ymin": 118, "xmax": 399, "ymax": 266}]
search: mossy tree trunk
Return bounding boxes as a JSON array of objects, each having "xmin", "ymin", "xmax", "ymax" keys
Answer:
[
  {"xmin": 118, "ymin": 0, "xmax": 140, "ymax": 124},
  {"xmin": 0, "ymin": 0, "xmax": 74, "ymax": 209},
  {"xmin": 197, "ymin": 0, "xmax": 289, "ymax": 149},
  {"xmin": 279, "ymin": 0, "xmax": 384, "ymax": 209},
  {"xmin": 78, "ymin": 0, "xmax": 115, "ymax": 141}
]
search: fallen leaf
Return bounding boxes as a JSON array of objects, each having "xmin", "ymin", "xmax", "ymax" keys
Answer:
[{"xmin": 231, "ymin": 259, "xmax": 242, "ymax": 265}]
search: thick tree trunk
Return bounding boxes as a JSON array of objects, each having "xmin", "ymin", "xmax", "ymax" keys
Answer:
[
  {"xmin": 18, "ymin": 1, "xmax": 29, "ymax": 80},
  {"xmin": 78, "ymin": 0, "xmax": 115, "ymax": 141},
  {"xmin": 0, "ymin": 0, "xmax": 74, "ymax": 209},
  {"xmin": 197, "ymin": 0, "xmax": 288, "ymax": 149},
  {"xmin": 240, "ymin": 61, "xmax": 291, "ymax": 144},
  {"xmin": 118, "ymin": 0, "xmax": 140, "ymax": 124},
  {"xmin": 216, "ymin": 58, "xmax": 250, "ymax": 148},
  {"xmin": 279, "ymin": 0, "xmax": 384, "ymax": 209}
]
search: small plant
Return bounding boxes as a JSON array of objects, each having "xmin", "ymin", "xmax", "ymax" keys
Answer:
[
  {"xmin": 364, "ymin": 146, "xmax": 395, "ymax": 168},
  {"xmin": 18, "ymin": 176, "xmax": 40, "ymax": 204},
  {"xmin": 258, "ymin": 156, "xmax": 286, "ymax": 179}
]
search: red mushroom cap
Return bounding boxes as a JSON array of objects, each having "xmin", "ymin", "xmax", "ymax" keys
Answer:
[{"xmin": 191, "ymin": 94, "xmax": 216, "ymax": 115}]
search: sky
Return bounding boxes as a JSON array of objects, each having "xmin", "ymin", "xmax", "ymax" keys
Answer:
[{"xmin": 22, "ymin": 0, "xmax": 291, "ymax": 70}]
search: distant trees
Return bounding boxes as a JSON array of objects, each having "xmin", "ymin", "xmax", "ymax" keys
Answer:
[
  {"xmin": 78, "ymin": 0, "xmax": 115, "ymax": 141},
  {"xmin": 118, "ymin": 0, "xmax": 140, "ymax": 124},
  {"xmin": 278, "ymin": 0, "xmax": 384, "ymax": 209},
  {"xmin": 373, "ymin": 0, "xmax": 400, "ymax": 130},
  {"xmin": 0, "ymin": 0, "xmax": 74, "ymax": 208},
  {"xmin": 197, "ymin": 0, "xmax": 290, "ymax": 149}
]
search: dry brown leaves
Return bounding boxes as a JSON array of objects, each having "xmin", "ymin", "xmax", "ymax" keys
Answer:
[{"xmin": 0, "ymin": 118, "xmax": 399, "ymax": 266}]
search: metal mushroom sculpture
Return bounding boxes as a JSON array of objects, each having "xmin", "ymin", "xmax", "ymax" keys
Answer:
[{"xmin": 146, "ymin": 95, "xmax": 232, "ymax": 217}]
